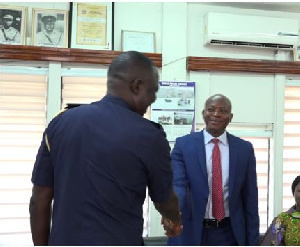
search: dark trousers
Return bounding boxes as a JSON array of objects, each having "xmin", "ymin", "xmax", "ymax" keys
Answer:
[{"xmin": 201, "ymin": 222, "xmax": 238, "ymax": 246}]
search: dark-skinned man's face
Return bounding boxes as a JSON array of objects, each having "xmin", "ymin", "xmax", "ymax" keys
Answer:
[{"xmin": 202, "ymin": 96, "xmax": 233, "ymax": 137}]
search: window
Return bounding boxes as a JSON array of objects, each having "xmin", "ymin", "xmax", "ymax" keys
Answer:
[
  {"xmin": 241, "ymin": 136, "xmax": 269, "ymax": 233},
  {"xmin": 283, "ymin": 84, "xmax": 300, "ymax": 211},
  {"xmin": 0, "ymin": 72, "xmax": 47, "ymax": 245},
  {"xmin": 61, "ymin": 76, "xmax": 107, "ymax": 107}
]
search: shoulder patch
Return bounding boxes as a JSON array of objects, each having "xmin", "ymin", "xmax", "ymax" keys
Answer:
[{"xmin": 54, "ymin": 108, "xmax": 67, "ymax": 118}]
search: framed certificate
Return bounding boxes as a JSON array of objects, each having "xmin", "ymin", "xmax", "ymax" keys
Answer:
[
  {"xmin": 0, "ymin": 5, "xmax": 27, "ymax": 45},
  {"xmin": 70, "ymin": 2, "xmax": 113, "ymax": 50},
  {"xmin": 122, "ymin": 30, "xmax": 155, "ymax": 53}
]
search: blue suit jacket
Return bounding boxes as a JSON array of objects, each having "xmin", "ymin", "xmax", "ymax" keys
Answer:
[{"xmin": 167, "ymin": 130, "xmax": 259, "ymax": 246}]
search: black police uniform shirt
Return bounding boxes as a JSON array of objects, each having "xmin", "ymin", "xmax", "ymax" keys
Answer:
[{"xmin": 31, "ymin": 94, "xmax": 173, "ymax": 245}]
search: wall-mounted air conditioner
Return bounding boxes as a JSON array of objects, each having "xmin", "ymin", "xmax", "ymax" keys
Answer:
[{"xmin": 204, "ymin": 12, "xmax": 299, "ymax": 49}]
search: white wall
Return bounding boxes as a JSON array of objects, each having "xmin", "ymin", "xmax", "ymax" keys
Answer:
[
  {"xmin": 114, "ymin": 2, "xmax": 163, "ymax": 52},
  {"xmin": 160, "ymin": 2, "xmax": 300, "ymax": 125},
  {"xmin": 4, "ymin": 2, "xmax": 291, "ymax": 125}
]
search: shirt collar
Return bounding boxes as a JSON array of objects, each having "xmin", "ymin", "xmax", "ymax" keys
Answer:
[
  {"xmin": 101, "ymin": 94, "xmax": 132, "ymax": 111},
  {"xmin": 203, "ymin": 128, "xmax": 228, "ymax": 146}
]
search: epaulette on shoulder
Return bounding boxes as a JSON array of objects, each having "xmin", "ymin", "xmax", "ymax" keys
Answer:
[
  {"xmin": 150, "ymin": 120, "xmax": 163, "ymax": 130},
  {"xmin": 54, "ymin": 103, "xmax": 85, "ymax": 118},
  {"xmin": 65, "ymin": 103, "xmax": 84, "ymax": 109},
  {"xmin": 54, "ymin": 108, "xmax": 67, "ymax": 118}
]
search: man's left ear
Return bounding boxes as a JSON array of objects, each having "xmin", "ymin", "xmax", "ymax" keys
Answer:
[
  {"xmin": 229, "ymin": 113, "xmax": 233, "ymax": 122},
  {"xmin": 130, "ymin": 78, "xmax": 142, "ymax": 95}
]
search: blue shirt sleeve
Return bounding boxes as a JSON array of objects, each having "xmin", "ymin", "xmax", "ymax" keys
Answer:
[
  {"xmin": 31, "ymin": 132, "xmax": 54, "ymax": 187},
  {"xmin": 142, "ymin": 124, "xmax": 173, "ymax": 203}
]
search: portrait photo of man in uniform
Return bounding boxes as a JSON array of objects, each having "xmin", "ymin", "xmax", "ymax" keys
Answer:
[
  {"xmin": 0, "ymin": 7, "xmax": 24, "ymax": 45},
  {"xmin": 32, "ymin": 10, "xmax": 68, "ymax": 48}
]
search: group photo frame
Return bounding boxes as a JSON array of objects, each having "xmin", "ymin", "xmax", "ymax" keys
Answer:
[
  {"xmin": 32, "ymin": 8, "xmax": 69, "ymax": 48},
  {"xmin": 69, "ymin": 2, "xmax": 114, "ymax": 50},
  {"xmin": 0, "ymin": 4, "xmax": 27, "ymax": 45}
]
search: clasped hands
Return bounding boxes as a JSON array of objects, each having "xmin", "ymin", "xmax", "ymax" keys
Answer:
[{"xmin": 161, "ymin": 217, "xmax": 183, "ymax": 237}]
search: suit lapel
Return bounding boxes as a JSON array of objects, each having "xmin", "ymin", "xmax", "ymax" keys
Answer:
[
  {"xmin": 194, "ymin": 130, "xmax": 208, "ymax": 181},
  {"xmin": 228, "ymin": 133, "xmax": 238, "ymax": 197}
]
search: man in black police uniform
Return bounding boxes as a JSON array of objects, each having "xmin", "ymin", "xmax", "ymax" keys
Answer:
[{"xmin": 29, "ymin": 51, "xmax": 182, "ymax": 245}]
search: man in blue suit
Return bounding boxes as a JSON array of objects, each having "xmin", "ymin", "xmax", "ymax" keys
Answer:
[{"xmin": 167, "ymin": 94, "xmax": 259, "ymax": 245}]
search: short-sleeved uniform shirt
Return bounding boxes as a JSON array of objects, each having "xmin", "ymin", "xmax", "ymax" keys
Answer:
[
  {"xmin": 36, "ymin": 30, "xmax": 63, "ymax": 47},
  {"xmin": 0, "ymin": 27, "xmax": 21, "ymax": 43},
  {"xmin": 31, "ymin": 95, "xmax": 173, "ymax": 245}
]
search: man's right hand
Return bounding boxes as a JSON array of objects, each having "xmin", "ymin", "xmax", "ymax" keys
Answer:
[{"xmin": 161, "ymin": 217, "xmax": 183, "ymax": 237}]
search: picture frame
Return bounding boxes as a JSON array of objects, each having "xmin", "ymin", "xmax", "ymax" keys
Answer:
[
  {"xmin": 32, "ymin": 8, "xmax": 69, "ymax": 48},
  {"xmin": 0, "ymin": 4, "xmax": 27, "ymax": 45},
  {"xmin": 293, "ymin": 45, "xmax": 300, "ymax": 61},
  {"xmin": 70, "ymin": 2, "xmax": 113, "ymax": 50},
  {"xmin": 122, "ymin": 30, "xmax": 155, "ymax": 53}
]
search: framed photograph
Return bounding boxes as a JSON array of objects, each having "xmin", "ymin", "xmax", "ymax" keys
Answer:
[
  {"xmin": 122, "ymin": 30, "xmax": 155, "ymax": 53},
  {"xmin": 0, "ymin": 5, "xmax": 27, "ymax": 45},
  {"xmin": 70, "ymin": 2, "xmax": 113, "ymax": 50},
  {"xmin": 293, "ymin": 45, "xmax": 300, "ymax": 61},
  {"xmin": 32, "ymin": 8, "xmax": 68, "ymax": 48}
]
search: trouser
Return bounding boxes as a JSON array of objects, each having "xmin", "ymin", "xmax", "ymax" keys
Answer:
[{"xmin": 201, "ymin": 218, "xmax": 238, "ymax": 246}]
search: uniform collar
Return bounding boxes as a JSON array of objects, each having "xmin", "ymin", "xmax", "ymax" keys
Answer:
[{"xmin": 102, "ymin": 94, "xmax": 132, "ymax": 111}]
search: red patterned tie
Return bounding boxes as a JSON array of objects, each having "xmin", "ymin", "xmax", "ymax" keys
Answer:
[{"xmin": 212, "ymin": 138, "xmax": 225, "ymax": 221}]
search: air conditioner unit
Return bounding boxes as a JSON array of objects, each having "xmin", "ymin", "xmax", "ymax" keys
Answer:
[{"xmin": 204, "ymin": 12, "xmax": 299, "ymax": 49}]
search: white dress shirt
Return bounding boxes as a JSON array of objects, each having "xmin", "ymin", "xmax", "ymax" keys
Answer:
[{"xmin": 203, "ymin": 129, "xmax": 230, "ymax": 219}]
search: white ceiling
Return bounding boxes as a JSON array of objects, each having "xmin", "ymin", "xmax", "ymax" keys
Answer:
[{"xmin": 205, "ymin": 2, "xmax": 300, "ymax": 13}]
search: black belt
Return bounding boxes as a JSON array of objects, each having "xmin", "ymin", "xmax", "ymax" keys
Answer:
[{"xmin": 203, "ymin": 217, "xmax": 231, "ymax": 228}]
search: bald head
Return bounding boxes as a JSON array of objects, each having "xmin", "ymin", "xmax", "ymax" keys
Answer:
[
  {"xmin": 204, "ymin": 94, "xmax": 232, "ymax": 112},
  {"xmin": 107, "ymin": 51, "xmax": 155, "ymax": 87},
  {"xmin": 106, "ymin": 51, "xmax": 159, "ymax": 116}
]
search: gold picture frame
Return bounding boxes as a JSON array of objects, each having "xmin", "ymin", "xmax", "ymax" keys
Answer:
[
  {"xmin": 122, "ymin": 30, "xmax": 155, "ymax": 53},
  {"xmin": 70, "ymin": 2, "xmax": 113, "ymax": 50},
  {"xmin": 32, "ymin": 8, "xmax": 69, "ymax": 48},
  {"xmin": 0, "ymin": 4, "xmax": 27, "ymax": 45}
]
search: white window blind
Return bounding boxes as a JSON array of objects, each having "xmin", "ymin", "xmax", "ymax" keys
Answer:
[
  {"xmin": 61, "ymin": 76, "xmax": 107, "ymax": 107},
  {"xmin": 283, "ymin": 85, "xmax": 300, "ymax": 211},
  {"xmin": 61, "ymin": 76, "xmax": 151, "ymax": 236},
  {"xmin": 0, "ymin": 73, "xmax": 47, "ymax": 245},
  {"xmin": 241, "ymin": 136, "xmax": 269, "ymax": 233}
]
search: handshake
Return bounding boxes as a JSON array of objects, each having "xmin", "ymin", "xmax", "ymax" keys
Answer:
[
  {"xmin": 155, "ymin": 190, "xmax": 182, "ymax": 237},
  {"xmin": 161, "ymin": 217, "xmax": 183, "ymax": 237}
]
